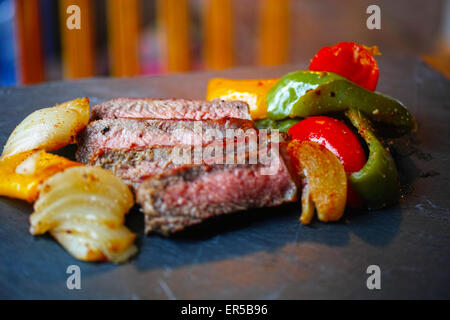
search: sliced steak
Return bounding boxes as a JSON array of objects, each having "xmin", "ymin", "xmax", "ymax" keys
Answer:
[
  {"xmin": 91, "ymin": 98, "xmax": 251, "ymax": 121},
  {"xmin": 84, "ymin": 131, "xmax": 272, "ymax": 190},
  {"xmin": 137, "ymin": 142, "xmax": 298, "ymax": 235},
  {"xmin": 76, "ymin": 118, "xmax": 256, "ymax": 164},
  {"xmin": 90, "ymin": 147, "xmax": 184, "ymax": 189}
]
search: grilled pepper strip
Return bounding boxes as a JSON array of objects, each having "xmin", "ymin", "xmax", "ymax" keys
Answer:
[
  {"xmin": 346, "ymin": 108, "xmax": 399, "ymax": 210},
  {"xmin": 266, "ymin": 71, "xmax": 416, "ymax": 135},
  {"xmin": 206, "ymin": 78, "xmax": 279, "ymax": 120},
  {"xmin": 0, "ymin": 150, "xmax": 82, "ymax": 202}
]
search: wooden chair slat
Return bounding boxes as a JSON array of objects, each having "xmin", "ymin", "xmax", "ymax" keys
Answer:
[
  {"xmin": 157, "ymin": 0, "xmax": 191, "ymax": 72},
  {"xmin": 15, "ymin": 0, "xmax": 45, "ymax": 84},
  {"xmin": 258, "ymin": 0, "xmax": 290, "ymax": 66},
  {"xmin": 203, "ymin": 0, "xmax": 234, "ymax": 70},
  {"xmin": 107, "ymin": 0, "xmax": 140, "ymax": 77},
  {"xmin": 59, "ymin": 0, "xmax": 95, "ymax": 79}
]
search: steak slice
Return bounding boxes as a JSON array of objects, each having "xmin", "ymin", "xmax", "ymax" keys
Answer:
[
  {"xmin": 89, "ymin": 147, "xmax": 185, "ymax": 189},
  {"xmin": 83, "ymin": 130, "xmax": 271, "ymax": 190},
  {"xmin": 91, "ymin": 98, "xmax": 251, "ymax": 121},
  {"xmin": 137, "ymin": 142, "xmax": 298, "ymax": 235},
  {"xmin": 76, "ymin": 118, "xmax": 255, "ymax": 164}
]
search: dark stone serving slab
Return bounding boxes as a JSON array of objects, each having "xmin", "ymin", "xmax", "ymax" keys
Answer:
[{"xmin": 0, "ymin": 54, "xmax": 449, "ymax": 299}]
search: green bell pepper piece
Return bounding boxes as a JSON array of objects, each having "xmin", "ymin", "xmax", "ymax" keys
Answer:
[
  {"xmin": 267, "ymin": 71, "xmax": 416, "ymax": 135},
  {"xmin": 346, "ymin": 108, "xmax": 399, "ymax": 210},
  {"xmin": 255, "ymin": 118, "xmax": 302, "ymax": 133}
]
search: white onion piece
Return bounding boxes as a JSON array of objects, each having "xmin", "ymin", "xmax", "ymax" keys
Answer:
[
  {"xmin": 1, "ymin": 98, "xmax": 89, "ymax": 159},
  {"xmin": 30, "ymin": 166, "xmax": 137, "ymax": 263},
  {"xmin": 52, "ymin": 222, "xmax": 137, "ymax": 263},
  {"xmin": 15, "ymin": 150, "xmax": 43, "ymax": 174}
]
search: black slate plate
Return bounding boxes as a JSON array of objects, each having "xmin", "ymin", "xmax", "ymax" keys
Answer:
[{"xmin": 0, "ymin": 55, "xmax": 449, "ymax": 299}]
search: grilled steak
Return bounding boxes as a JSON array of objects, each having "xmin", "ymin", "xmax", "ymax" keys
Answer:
[
  {"xmin": 77, "ymin": 97, "xmax": 297, "ymax": 235},
  {"xmin": 84, "ymin": 130, "xmax": 271, "ymax": 189},
  {"xmin": 76, "ymin": 118, "xmax": 256, "ymax": 164},
  {"xmin": 91, "ymin": 98, "xmax": 251, "ymax": 121},
  {"xmin": 137, "ymin": 142, "xmax": 298, "ymax": 235},
  {"xmin": 89, "ymin": 147, "xmax": 185, "ymax": 189}
]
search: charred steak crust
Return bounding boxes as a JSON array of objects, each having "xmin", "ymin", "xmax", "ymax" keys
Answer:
[
  {"xmin": 91, "ymin": 98, "xmax": 252, "ymax": 121},
  {"xmin": 76, "ymin": 117, "xmax": 256, "ymax": 164},
  {"xmin": 137, "ymin": 143, "xmax": 298, "ymax": 235}
]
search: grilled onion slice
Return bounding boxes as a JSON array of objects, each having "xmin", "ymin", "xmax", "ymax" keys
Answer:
[
  {"xmin": 30, "ymin": 166, "xmax": 137, "ymax": 263},
  {"xmin": 1, "ymin": 98, "xmax": 89, "ymax": 159},
  {"xmin": 287, "ymin": 140, "xmax": 347, "ymax": 224}
]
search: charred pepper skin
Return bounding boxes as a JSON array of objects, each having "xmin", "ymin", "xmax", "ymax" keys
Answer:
[
  {"xmin": 346, "ymin": 108, "xmax": 400, "ymax": 210},
  {"xmin": 266, "ymin": 71, "xmax": 417, "ymax": 135}
]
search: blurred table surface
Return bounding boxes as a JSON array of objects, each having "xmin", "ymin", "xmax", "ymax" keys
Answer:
[{"xmin": 0, "ymin": 54, "xmax": 449, "ymax": 299}]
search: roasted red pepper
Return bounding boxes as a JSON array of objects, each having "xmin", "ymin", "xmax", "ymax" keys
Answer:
[
  {"xmin": 288, "ymin": 116, "xmax": 366, "ymax": 207},
  {"xmin": 309, "ymin": 42, "xmax": 380, "ymax": 91}
]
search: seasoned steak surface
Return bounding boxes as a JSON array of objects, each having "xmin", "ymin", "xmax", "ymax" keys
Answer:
[
  {"xmin": 91, "ymin": 98, "xmax": 251, "ymax": 121},
  {"xmin": 76, "ymin": 118, "xmax": 255, "ymax": 164},
  {"xmin": 85, "ymin": 131, "xmax": 276, "ymax": 190}
]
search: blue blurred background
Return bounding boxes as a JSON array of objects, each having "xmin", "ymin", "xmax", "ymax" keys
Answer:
[{"xmin": 0, "ymin": 0, "xmax": 16, "ymax": 86}]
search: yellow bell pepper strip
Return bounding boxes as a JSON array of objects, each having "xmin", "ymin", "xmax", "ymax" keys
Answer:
[
  {"xmin": 206, "ymin": 78, "xmax": 279, "ymax": 120},
  {"xmin": 0, "ymin": 150, "xmax": 82, "ymax": 203}
]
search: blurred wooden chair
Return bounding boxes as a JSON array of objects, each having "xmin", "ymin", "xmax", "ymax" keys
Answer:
[
  {"xmin": 203, "ymin": 0, "xmax": 234, "ymax": 70},
  {"xmin": 157, "ymin": 0, "xmax": 191, "ymax": 72},
  {"xmin": 107, "ymin": 0, "xmax": 140, "ymax": 77},
  {"xmin": 14, "ymin": 0, "xmax": 290, "ymax": 84},
  {"xmin": 258, "ymin": 0, "xmax": 290, "ymax": 66},
  {"xmin": 15, "ymin": 0, "xmax": 44, "ymax": 84},
  {"xmin": 59, "ymin": 0, "xmax": 95, "ymax": 79}
]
